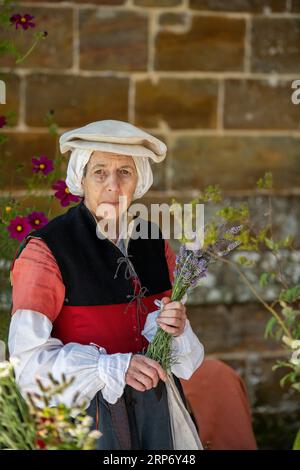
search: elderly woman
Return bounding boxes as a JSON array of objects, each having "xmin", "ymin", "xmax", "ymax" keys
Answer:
[{"xmin": 8, "ymin": 120, "xmax": 204, "ymax": 450}]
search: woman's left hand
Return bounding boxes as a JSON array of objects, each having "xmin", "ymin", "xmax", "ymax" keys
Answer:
[{"xmin": 156, "ymin": 297, "xmax": 187, "ymax": 337}]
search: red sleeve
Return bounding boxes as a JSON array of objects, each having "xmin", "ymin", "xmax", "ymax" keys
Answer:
[
  {"xmin": 164, "ymin": 239, "xmax": 176, "ymax": 285},
  {"xmin": 11, "ymin": 238, "xmax": 65, "ymax": 322}
]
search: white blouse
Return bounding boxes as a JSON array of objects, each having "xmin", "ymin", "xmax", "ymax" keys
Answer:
[
  {"xmin": 9, "ymin": 308, "xmax": 204, "ymax": 408},
  {"xmin": 8, "ymin": 215, "xmax": 204, "ymax": 409}
]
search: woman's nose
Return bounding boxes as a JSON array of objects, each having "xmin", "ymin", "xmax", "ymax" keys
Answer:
[{"xmin": 106, "ymin": 172, "xmax": 120, "ymax": 192}]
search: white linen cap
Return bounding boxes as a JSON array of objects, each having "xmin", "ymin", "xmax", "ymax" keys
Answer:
[{"xmin": 59, "ymin": 119, "xmax": 167, "ymax": 200}]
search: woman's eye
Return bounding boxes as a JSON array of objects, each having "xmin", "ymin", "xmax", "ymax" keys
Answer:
[
  {"xmin": 95, "ymin": 170, "xmax": 104, "ymax": 175},
  {"xmin": 120, "ymin": 169, "xmax": 130, "ymax": 176}
]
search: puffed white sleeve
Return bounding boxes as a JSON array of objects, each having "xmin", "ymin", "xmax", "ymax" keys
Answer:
[
  {"xmin": 8, "ymin": 237, "xmax": 132, "ymax": 407},
  {"xmin": 8, "ymin": 309, "xmax": 132, "ymax": 407},
  {"xmin": 169, "ymin": 318, "xmax": 204, "ymax": 380}
]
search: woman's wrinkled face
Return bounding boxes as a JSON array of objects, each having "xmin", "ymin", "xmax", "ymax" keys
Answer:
[{"xmin": 81, "ymin": 151, "xmax": 138, "ymax": 222}]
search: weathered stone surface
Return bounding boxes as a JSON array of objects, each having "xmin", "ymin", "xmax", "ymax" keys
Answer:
[
  {"xmin": 188, "ymin": 304, "xmax": 233, "ymax": 353},
  {"xmin": 146, "ymin": 133, "xmax": 167, "ymax": 191},
  {"xmin": 0, "ymin": 7, "xmax": 73, "ymax": 69},
  {"xmin": 188, "ymin": 248, "xmax": 300, "ymax": 305},
  {"xmin": 0, "ymin": 132, "xmax": 57, "ymax": 189},
  {"xmin": 190, "ymin": 0, "xmax": 287, "ymax": 13},
  {"xmin": 25, "ymin": 74, "xmax": 129, "ymax": 127},
  {"xmin": 75, "ymin": 0, "xmax": 126, "ymax": 3},
  {"xmin": 251, "ymin": 18, "xmax": 300, "ymax": 73},
  {"xmin": 21, "ymin": 0, "xmax": 126, "ymax": 3},
  {"xmin": 137, "ymin": 194, "xmax": 300, "ymax": 251},
  {"xmin": 155, "ymin": 15, "xmax": 245, "ymax": 71},
  {"xmin": 224, "ymin": 79, "xmax": 300, "ymax": 130},
  {"xmin": 134, "ymin": 0, "xmax": 182, "ymax": 5},
  {"xmin": 292, "ymin": 0, "xmax": 300, "ymax": 12},
  {"xmin": 122, "ymin": 195, "xmax": 300, "ymax": 306},
  {"xmin": 0, "ymin": 73, "xmax": 20, "ymax": 125},
  {"xmin": 188, "ymin": 302, "xmax": 279, "ymax": 354},
  {"xmin": 171, "ymin": 135, "xmax": 300, "ymax": 190},
  {"xmin": 135, "ymin": 79, "xmax": 218, "ymax": 129},
  {"xmin": 159, "ymin": 12, "xmax": 190, "ymax": 27},
  {"xmin": 79, "ymin": 9, "xmax": 148, "ymax": 71}
]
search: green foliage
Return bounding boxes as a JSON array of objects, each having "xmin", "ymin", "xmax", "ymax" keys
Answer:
[
  {"xmin": 0, "ymin": 0, "xmax": 48, "ymax": 64},
  {"xmin": 259, "ymin": 272, "xmax": 276, "ymax": 287},
  {"xmin": 293, "ymin": 428, "xmax": 300, "ymax": 450},
  {"xmin": 216, "ymin": 203, "xmax": 249, "ymax": 222},
  {"xmin": 201, "ymin": 184, "xmax": 222, "ymax": 203},
  {"xmin": 257, "ymin": 172, "xmax": 273, "ymax": 190},
  {"xmin": 280, "ymin": 285, "xmax": 300, "ymax": 304},
  {"xmin": 0, "ymin": 0, "xmax": 15, "ymax": 25},
  {"xmin": 264, "ymin": 317, "xmax": 278, "ymax": 339},
  {"xmin": 0, "ymin": 361, "xmax": 100, "ymax": 450},
  {"xmin": 236, "ymin": 255, "xmax": 256, "ymax": 268}
]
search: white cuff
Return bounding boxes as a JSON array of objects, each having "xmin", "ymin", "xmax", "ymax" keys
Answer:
[
  {"xmin": 141, "ymin": 309, "xmax": 160, "ymax": 342},
  {"xmin": 171, "ymin": 319, "xmax": 194, "ymax": 356},
  {"xmin": 141, "ymin": 294, "xmax": 187, "ymax": 343},
  {"xmin": 141, "ymin": 296, "xmax": 204, "ymax": 381},
  {"xmin": 142, "ymin": 293, "xmax": 188, "ymax": 344},
  {"xmin": 171, "ymin": 320, "xmax": 204, "ymax": 380},
  {"xmin": 98, "ymin": 351, "xmax": 133, "ymax": 404}
]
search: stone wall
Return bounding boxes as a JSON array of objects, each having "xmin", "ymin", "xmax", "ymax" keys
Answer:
[{"xmin": 1, "ymin": 0, "xmax": 300, "ymax": 449}]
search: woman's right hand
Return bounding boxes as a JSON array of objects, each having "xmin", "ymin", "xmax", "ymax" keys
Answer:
[{"xmin": 125, "ymin": 354, "xmax": 167, "ymax": 392}]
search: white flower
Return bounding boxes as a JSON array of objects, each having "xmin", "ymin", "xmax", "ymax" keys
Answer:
[
  {"xmin": 81, "ymin": 415, "xmax": 93, "ymax": 427},
  {"xmin": 291, "ymin": 348, "xmax": 300, "ymax": 366},
  {"xmin": 291, "ymin": 340, "xmax": 300, "ymax": 350},
  {"xmin": 88, "ymin": 430, "xmax": 102, "ymax": 440},
  {"xmin": 0, "ymin": 367, "xmax": 10, "ymax": 379},
  {"xmin": 0, "ymin": 360, "xmax": 12, "ymax": 378},
  {"xmin": 0, "ymin": 360, "xmax": 10, "ymax": 369},
  {"xmin": 282, "ymin": 335, "xmax": 300, "ymax": 349}
]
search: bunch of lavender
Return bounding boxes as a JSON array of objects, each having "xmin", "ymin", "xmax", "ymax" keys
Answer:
[{"xmin": 146, "ymin": 224, "xmax": 242, "ymax": 372}]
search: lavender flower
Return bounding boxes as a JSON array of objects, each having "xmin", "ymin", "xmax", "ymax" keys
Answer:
[{"xmin": 146, "ymin": 223, "xmax": 243, "ymax": 371}]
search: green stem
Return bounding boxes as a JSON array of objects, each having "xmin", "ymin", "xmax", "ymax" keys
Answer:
[
  {"xmin": 15, "ymin": 39, "xmax": 39, "ymax": 64},
  {"xmin": 218, "ymin": 254, "xmax": 292, "ymax": 339}
]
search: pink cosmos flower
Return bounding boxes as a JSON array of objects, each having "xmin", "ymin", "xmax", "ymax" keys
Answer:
[
  {"xmin": 10, "ymin": 13, "xmax": 35, "ymax": 30},
  {"xmin": 52, "ymin": 180, "xmax": 80, "ymax": 207},
  {"xmin": 7, "ymin": 216, "xmax": 32, "ymax": 241},
  {"xmin": 27, "ymin": 211, "xmax": 48, "ymax": 229},
  {"xmin": 32, "ymin": 155, "xmax": 54, "ymax": 176}
]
